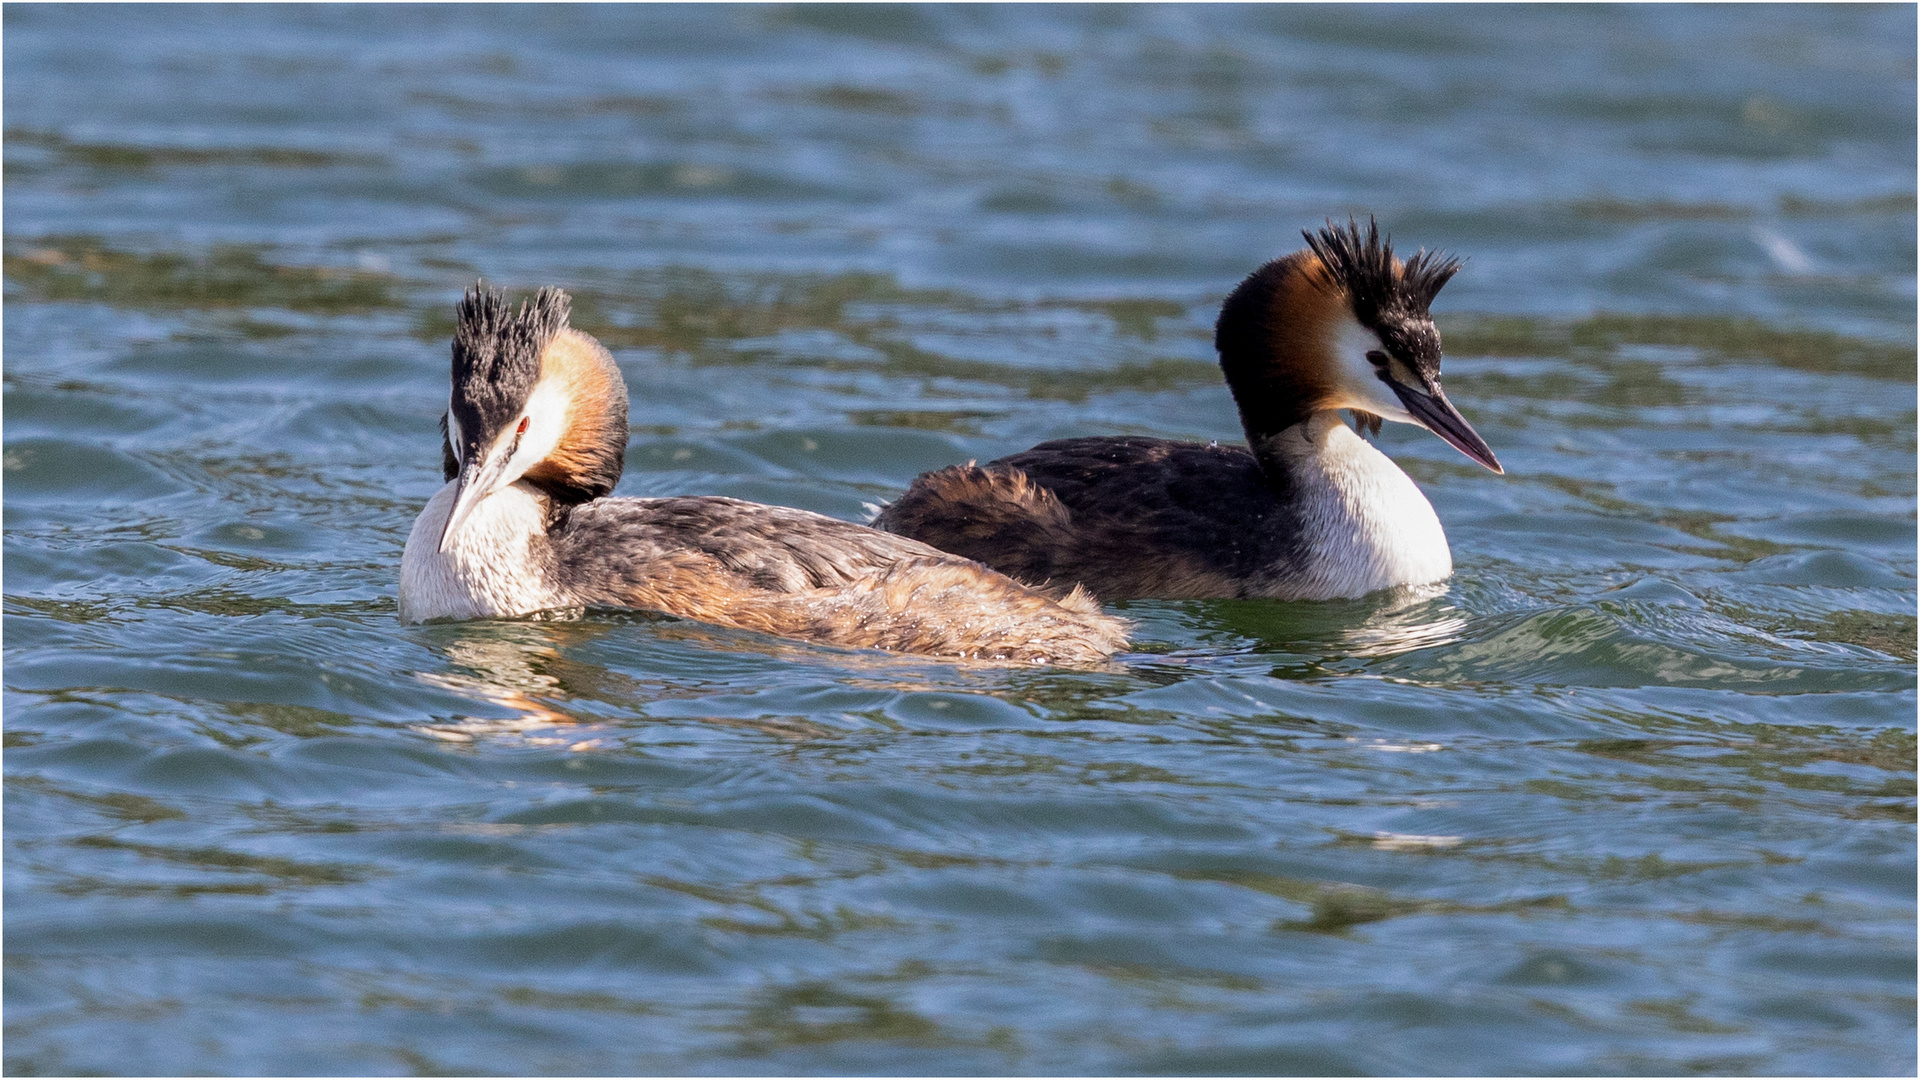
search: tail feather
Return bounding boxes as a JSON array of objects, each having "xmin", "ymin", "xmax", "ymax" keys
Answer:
[
  {"xmin": 1057, "ymin": 583, "xmax": 1105, "ymax": 615},
  {"xmin": 871, "ymin": 463, "xmax": 1071, "ymax": 588}
]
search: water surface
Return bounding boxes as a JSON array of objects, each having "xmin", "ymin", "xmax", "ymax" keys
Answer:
[{"xmin": 5, "ymin": 5, "xmax": 1915, "ymax": 1075}]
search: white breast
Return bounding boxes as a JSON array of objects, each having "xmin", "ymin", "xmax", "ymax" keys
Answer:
[
  {"xmin": 1269, "ymin": 415, "xmax": 1453, "ymax": 600},
  {"xmin": 398, "ymin": 481, "xmax": 564, "ymax": 622}
]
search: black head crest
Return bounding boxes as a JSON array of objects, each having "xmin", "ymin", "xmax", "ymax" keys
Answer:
[
  {"xmin": 1301, "ymin": 217, "xmax": 1460, "ymax": 329},
  {"xmin": 448, "ymin": 283, "xmax": 571, "ymax": 447},
  {"xmin": 1303, "ymin": 217, "xmax": 1460, "ymax": 383}
]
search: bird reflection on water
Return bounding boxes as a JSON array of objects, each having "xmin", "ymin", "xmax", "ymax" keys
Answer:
[
  {"xmin": 408, "ymin": 587, "xmax": 1468, "ymax": 753},
  {"xmin": 411, "ymin": 620, "xmax": 620, "ymax": 747},
  {"xmin": 408, "ymin": 612, "xmax": 1130, "ymax": 747},
  {"xmin": 1131, "ymin": 584, "xmax": 1472, "ymax": 674},
  {"xmin": 1334, "ymin": 585, "xmax": 1473, "ymax": 659}
]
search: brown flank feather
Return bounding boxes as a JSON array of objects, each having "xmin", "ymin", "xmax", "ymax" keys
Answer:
[{"xmin": 555, "ymin": 496, "xmax": 1129, "ymax": 664}]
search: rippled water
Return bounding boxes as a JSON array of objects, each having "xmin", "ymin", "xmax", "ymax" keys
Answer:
[{"xmin": 5, "ymin": 6, "xmax": 1915, "ymax": 1075}]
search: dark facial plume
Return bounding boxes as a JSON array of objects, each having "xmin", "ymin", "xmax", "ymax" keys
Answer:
[
  {"xmin": 1214, "ymin": 255, "xmax": 1311, "ymax": 440},
  {"xmin": 448, "ymin": 283, "xmax": 570, "ymax": 461},
  {"xmin": 439, "ymin": 411, "xmax": 458, "ymax": 482},
  {"xmin": 1302, "ymin": 216, "xmax": 1460, "ymax": 384}
]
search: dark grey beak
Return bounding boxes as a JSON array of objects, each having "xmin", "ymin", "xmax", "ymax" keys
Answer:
[
  {"xmin": 1390, "ymin": 381, "xmax": 1503, "ymax": 474},
  {"xmin": 436, "ymin": 446, "xmax": 514, "ymax": 554}
]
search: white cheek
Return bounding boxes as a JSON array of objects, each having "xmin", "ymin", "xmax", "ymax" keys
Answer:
[
  {"xmin": 447, "ymin": 407, "xmax": 465, "ymax": 465},
  {"xmin": 499, "ymin": 377, "xmax": 569, "ymax": 480},
  {"xmin": 1331, "ymin": 315, "xmax": 1414, "ymax": 423}
]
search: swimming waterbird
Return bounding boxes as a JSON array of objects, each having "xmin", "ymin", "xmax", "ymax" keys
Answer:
[
  {"xmin": 874, "ymin": 218, "xmax": 1502, "ymax": 601},
  {"xmin": 399, "ymin": 286, "xmax": 1130, "ymax": 663}
]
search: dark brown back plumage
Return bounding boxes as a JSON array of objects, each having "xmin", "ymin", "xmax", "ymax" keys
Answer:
[{"xmin": 872, "ymin": 437, "xmax": 1305, "ymax": 601}]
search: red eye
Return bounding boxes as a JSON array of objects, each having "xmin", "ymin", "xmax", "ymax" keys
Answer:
[{"xmin": 516, "ymin": 417, "xmax": 530, "ymax": 435}]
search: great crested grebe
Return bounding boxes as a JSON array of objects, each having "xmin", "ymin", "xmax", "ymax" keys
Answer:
[
  {"xmin": 874, "ymin": 219, "xmax": 1503, "ymax": 602},
  {"xmin": 398, "ymin": 285, "xmax": 1130, "ymax": 664}
]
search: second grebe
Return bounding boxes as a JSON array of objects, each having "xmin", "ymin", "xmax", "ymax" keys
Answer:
[
  {"xmin": 874, "ymin": 219, "xmax": 1504, "ymax": 601},
  {"xmin": 399, "ymin": 286, "xmax": 1130, "ymax": 664}
]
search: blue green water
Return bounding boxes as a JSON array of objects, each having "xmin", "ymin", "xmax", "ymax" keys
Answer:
[{"xmin": 5, "ymin": 5, "xmax": 1914, "ymax": 1075}]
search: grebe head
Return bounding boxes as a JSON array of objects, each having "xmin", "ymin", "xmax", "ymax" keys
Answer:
[
  {"xmin": 437, "ymin": 284, "xmax": 628, "ymax": 552},
  {"xmin": 1215, "ymin": 217, "xmax": 1502, "ymax": 473}
]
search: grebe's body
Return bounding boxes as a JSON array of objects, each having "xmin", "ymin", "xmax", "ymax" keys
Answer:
[
  {"xmin": 887, "ymin": 418, "xmax": 1449, "ymax": 602},
  {"xmin": 875, "ymin": 219, "xmax": 1502, "ymax": 602},
  {"xmin": 399, "ymin": 287, "xmax": 1128, "ymax": 664}
]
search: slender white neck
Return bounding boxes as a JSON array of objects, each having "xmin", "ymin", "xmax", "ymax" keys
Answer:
[
  {"xmin": 1257, "ymin": 413, "xmax": 1453, "ymax": 599},
  {"xmin": 398, "ymin": 480, "xmax": 561, "ymax": 622}
]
